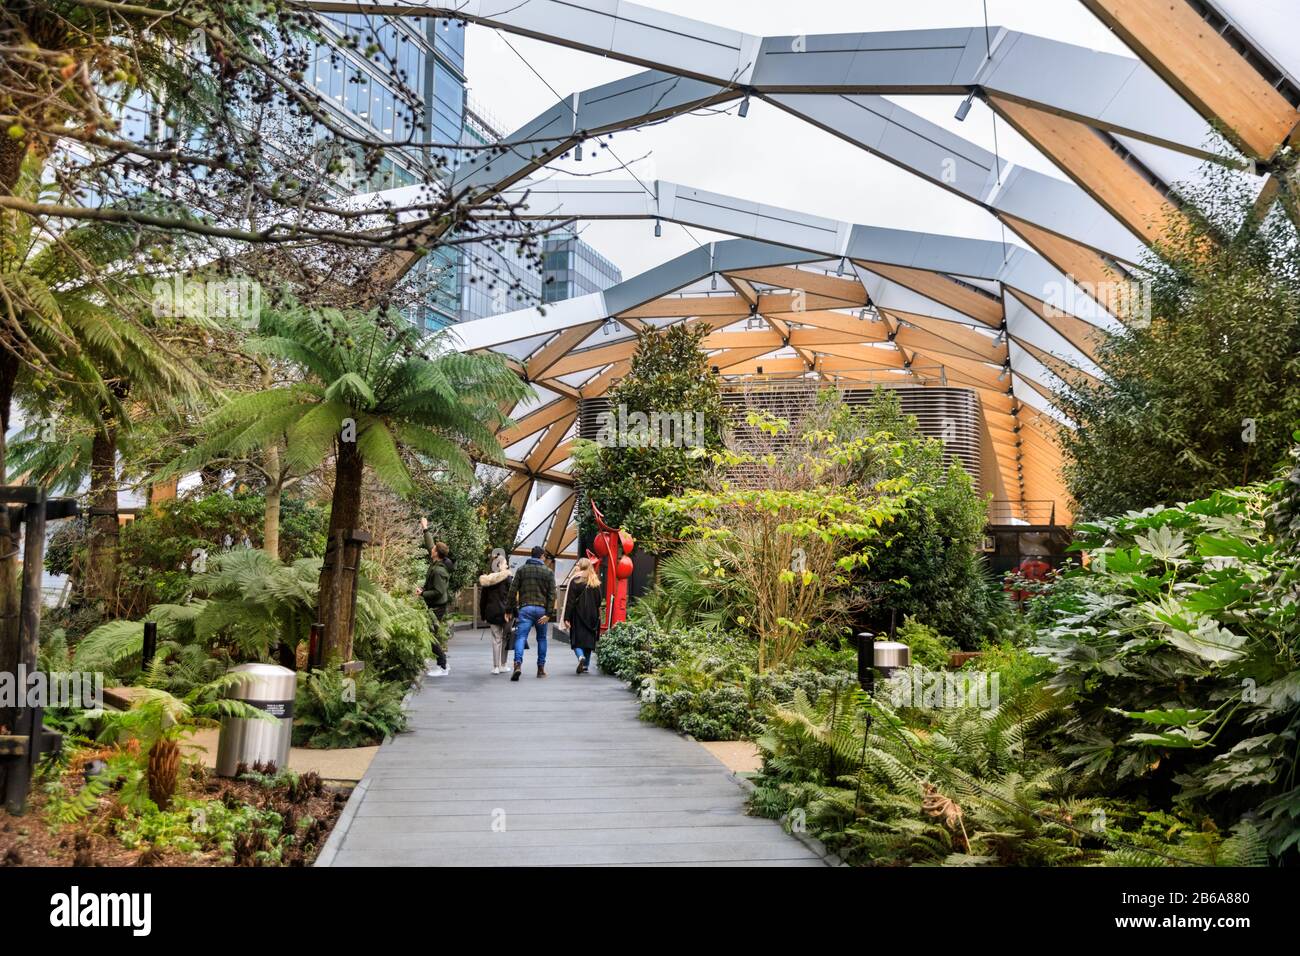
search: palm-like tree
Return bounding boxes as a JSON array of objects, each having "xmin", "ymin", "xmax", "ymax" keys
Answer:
[
  {"xmin": 2, "ymin": 161, "xmax": 203, "ymax": 607},
  {"xmin": 182, "ymin": 304, "xmax": 527, "ymax": 659}
]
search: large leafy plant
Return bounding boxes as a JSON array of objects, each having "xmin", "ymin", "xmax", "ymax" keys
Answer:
[
  {"xmin": 293, "ymin": 667, "xmax": 407, "ymax": 749},
  {"xmin": 751, "ymin": 683, "xmax": 1103, "ymax": 866},
  {"xmin": 571, "ymin": 323, "xmax": 726, "ymax": 548},
  {"xmin": 1031, "ymin": 478, "xmax": 1300, "ymax": 857},
  {"xmin": 645, "ymin": 408, "xmax": 917, "ymax": 670},
  {"xmin": 48, "ymin": 673, "xmax": 270, "ymax": 821},
  {"xmin": 626, "ymin": 538, "xmax": 753, "ymax": 632},
  {"xmin": 751, "ymin": 682, "xmax": 1268, "ymax": 867},
  {"xmin": 597, "ymin": 619, "xmax": 855, "ymax": 740},
  {"xmin": 838, "ymin": 393, "xmax": 1003, "ymax": 646},
  {"xmin": 73, "ymin": 550, "xmax": 430, "ymax": 692},
  {"xmin": 177, "ymin": 303, "xmax": 526, "ymax": 658}
]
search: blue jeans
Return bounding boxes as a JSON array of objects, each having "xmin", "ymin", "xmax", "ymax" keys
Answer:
[{"xmin": 513, "ymin": 605, "xmax": 548, "ymax": 666}]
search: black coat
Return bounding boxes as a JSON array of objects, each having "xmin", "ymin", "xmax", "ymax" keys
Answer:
[
  {"xmin": 479, "ymin": 574, "xmax": 511, "ymax": 626},
  {"xmin": 564, "ymin": 579, "xmax": 603, "ymax": 652}
]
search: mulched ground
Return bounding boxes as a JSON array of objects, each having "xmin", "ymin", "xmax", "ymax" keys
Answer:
[{"xmin": 0, "ymin": 755, "xmax": 350, "ymax": 867}]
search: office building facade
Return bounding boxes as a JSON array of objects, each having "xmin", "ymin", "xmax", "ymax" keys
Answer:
[
  {"xmin": 542, "ymin": 224, "xmax": 623, "ymax": 303},
  {"xmin": 308, "ymin": 13, "xmax": 466, "ymax": 328},
  {"xmin": 309, "ymin": 15, "xmax": 620, "ymax": 328}
]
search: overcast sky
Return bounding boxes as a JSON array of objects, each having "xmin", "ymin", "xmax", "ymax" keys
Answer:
[{"xmin": 459, "ymin": 0, "xmax": 1133, "ymax": 280}]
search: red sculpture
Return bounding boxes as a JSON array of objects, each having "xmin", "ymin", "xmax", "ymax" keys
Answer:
[{"xmin": 590, "ymin": 502, "xmax": 635, "ymax": 633}]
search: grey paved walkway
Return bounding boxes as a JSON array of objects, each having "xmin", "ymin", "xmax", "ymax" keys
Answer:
[{"xmin": 320, "ymin": 627, "xmax": 827, "ymax": 866}]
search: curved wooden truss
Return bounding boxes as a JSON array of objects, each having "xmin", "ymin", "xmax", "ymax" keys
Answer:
[
  {"xmin": 319, "ymin": 1, "xmax": 1300, "ymax": 554},
  {"xmin": 329, "ymin": 0, "xmax": 1297, "ymax": 285},
  {"xmin": 449, "ymin": 190, "xmax": 1109, "ymax": 551}
]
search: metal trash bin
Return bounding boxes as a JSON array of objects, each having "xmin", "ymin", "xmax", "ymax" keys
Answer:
[{"xmin": 216, "ymin": 663, "xmax": 296, "ymax": 777}]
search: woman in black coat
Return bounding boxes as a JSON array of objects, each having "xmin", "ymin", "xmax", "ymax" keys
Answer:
[{"xmin": 564, "ymin": 557, "xmax": 603, "ymax": 674}]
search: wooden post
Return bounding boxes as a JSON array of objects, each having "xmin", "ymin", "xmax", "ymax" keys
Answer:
[
  {"xmin": 0, "ymin": 488, "xmax": 73, "ymax": 813},
  {"xmin": 0, "ymin": 504, "xmax": 22, "ymax": 721},
  {"xmin": 2, "ymin": 493, "xmax": 44, "ymax": 812},
  {"xmin": 318, "ymin": 529, "xmax": 370, "ymax": 663}
]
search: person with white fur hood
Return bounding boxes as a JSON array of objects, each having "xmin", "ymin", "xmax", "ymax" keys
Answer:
[{"xmin": 478, "ymin": 553, "xmax": 513, "ymax": 674}]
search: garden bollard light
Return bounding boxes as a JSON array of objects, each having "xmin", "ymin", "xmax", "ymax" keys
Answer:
[
  {"xmin": 856, "ymin": 632, "xmax": 875, "ymax": 693},
  {"xmin": 308, "ymin": 622, "xmax": 325, "ymax": 669},
  {"xmin": 142, "ymin": 621, "xmax": 158, "ymax": 668},
  {"xmin": 872, "ymin": 640, "xmax": 912, "ymax": 678},
  {"xmin": 856, "ymin": 633, "xmax": 912, "ymax": 693}
]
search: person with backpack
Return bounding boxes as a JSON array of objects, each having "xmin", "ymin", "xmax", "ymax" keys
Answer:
[
  {"xmin": 506, "ymin": 545, "xmax": 556, "ymax": 680},
  {"xmin": 564, "ymin": 557, "xmax": 603, "ymax": 674},
  {"xmin": 478, "ymin": 552, "xmax": 512, "ymax": 674}
]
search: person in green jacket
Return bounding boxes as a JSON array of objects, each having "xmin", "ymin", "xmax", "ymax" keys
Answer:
[
  {"xmin": 506, "ymin": 545, "xmax": 557, "ymax": 680},
  {"xmin": 418, "ymin": 520, "xmax": 452, "ymax": 677}
]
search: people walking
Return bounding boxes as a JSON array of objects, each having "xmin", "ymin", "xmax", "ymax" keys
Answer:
[
  {"xmin": 418, "ymin": 521, "xmax": 452, "ymax": 677},
  {"xmin": 564, "ymin": 557, "xmax": 603, "ymax": 674},
  {"xmin": 506, "ymin": 545, "xmax": 556, "ymax": 681},
  {"xmin": 479, "ymin": 552, "xmax": 512, "ymax": 674}
]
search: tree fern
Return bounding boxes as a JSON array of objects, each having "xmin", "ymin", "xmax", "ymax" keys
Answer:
[{"xmin": 752, "ymin": 681, "xmax": 1123, "ymax": 866}]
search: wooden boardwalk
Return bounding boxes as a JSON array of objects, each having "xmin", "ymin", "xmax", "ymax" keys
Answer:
[{"xmin": 319, "ymin": 627, "xmax": 828, "ymax": 867}]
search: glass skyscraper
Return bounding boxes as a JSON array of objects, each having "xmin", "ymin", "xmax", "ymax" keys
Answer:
[
  {"xmin": 542, "ymin": 225, "xmax": 623, "ymax": 303},
  {"xmin": 309, "ymin": 15, "xmax": 619, "ymax": 328},
  {"xmin": 457, "ymin": 99, "xmax": 545, "ymax": 323},
  {"xmin": 308, "ymin": 13, "xmax": 466, "ymax": 328},
  {"xmin": 457, "ymin": 103, "xmax": 622, "ymax": 322}
]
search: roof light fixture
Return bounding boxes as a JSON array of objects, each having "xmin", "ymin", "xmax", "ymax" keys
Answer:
[{"xmin": 955, "ymin": 90, "xmax": 975, "ymax": 121}]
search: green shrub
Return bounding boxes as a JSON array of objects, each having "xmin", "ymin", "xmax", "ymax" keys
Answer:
[
  {"xmin": 894, "ymin": 616, "xmax": 955, "ymax": 669},
  {"xmin": 50, "ymin": 492, "xmax": 327, "ymax": 616},
  {"xmin": 627, "ymin": 539, "xmax": 751, "ymax": 633},
  {"xmin": 966, "ymin": 639, "xmax": 1054, "ymax": 700},
  {"xmin": 600, "ymin": 620, "xmax": 855, "ymax": 740},
  {"xmin": 571, "ymin": 324, "xmax": 726, "ymax": 550},
  {"xmin": 596, "ymin": 619, "xmax": 687, "ymax": 687},
  {"xmin": 412, "ymin": 481, "xmax": 488, "ymax": 594},
  {"xmin": 293, "ymin": 668, "xmax": 407, "ymax": 749},
  {"xmin": 790, "ymin": 640, "xmax": 857, "ymax": 674},
  {"xmin": 839, "ymin": 391, "xmax": 1001, "ymax": 648},
  {"xmin": 1031, "ymin": 478, "xmax": 1300, "ymax": 859},
  {"xmin": 114, "ymin": 797, "xmax": 301, "ymax": 864},
  {"xmin": 354, "ymin": 608, "xmax": 433, "ymax": 686},
  {"xmin": 750, "ymin": 682, "xmax": 1103, "ymax": 866},
  {"xmin": 73, "ymin": 550, "xmax": 430, "ymax": 693},
  {"xmin": 748, "ymin": 681, "xmax": 1262, "ymax": 867}
]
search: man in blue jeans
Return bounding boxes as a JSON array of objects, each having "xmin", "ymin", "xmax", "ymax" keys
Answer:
[{"xmin": 505, "ymin": 546, "xmax": 557, "ymax": 681}]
